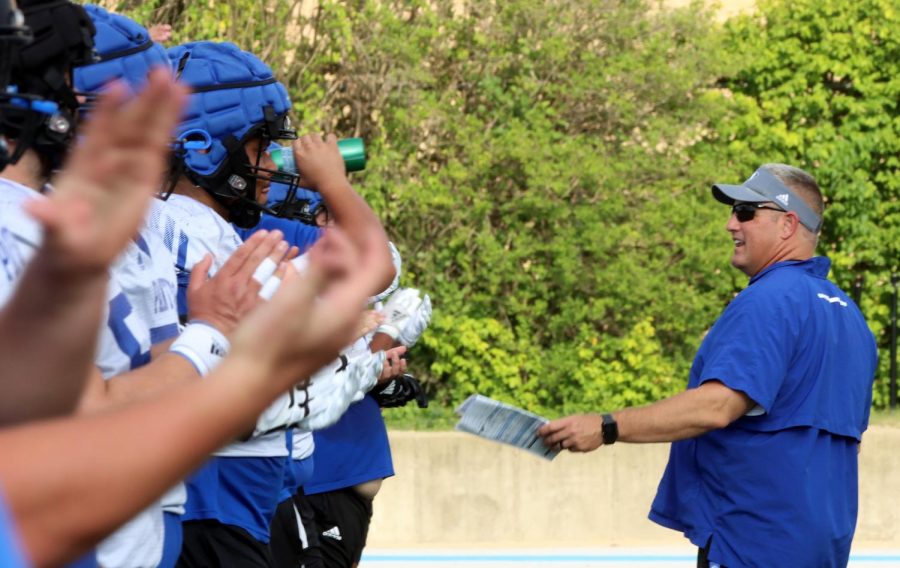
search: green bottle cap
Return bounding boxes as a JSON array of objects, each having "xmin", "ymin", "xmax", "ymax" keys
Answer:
[{"xmin": 337, "ymin": 138, "xmax": 366, "ymax": 173}]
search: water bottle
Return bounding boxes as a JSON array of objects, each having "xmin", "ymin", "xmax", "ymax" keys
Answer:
[{"xmin": 270, "ymin": 137, "xmax": 366, "ymax": 175}]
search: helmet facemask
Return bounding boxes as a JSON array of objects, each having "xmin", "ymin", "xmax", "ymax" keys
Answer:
[{"xmin": 184, "ymin": 106, "xmax": 298, "ymax": 229}]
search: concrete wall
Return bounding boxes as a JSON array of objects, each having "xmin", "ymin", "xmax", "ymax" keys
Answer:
[{"xmin": 368, "ymin": 426, "xmax": 900, "ymax": 548}]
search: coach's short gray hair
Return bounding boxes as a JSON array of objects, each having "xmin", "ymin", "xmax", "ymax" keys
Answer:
[{"xmin": 761, "ymin": 163, "xmax": 824, "ymax": 236}]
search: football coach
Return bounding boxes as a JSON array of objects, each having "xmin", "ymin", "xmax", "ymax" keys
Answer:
[{"xmin": 539, "ymin": 164, "xmax": 877, "ymax": 567}]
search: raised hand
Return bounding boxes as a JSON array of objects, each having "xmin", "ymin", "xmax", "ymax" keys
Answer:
[
  {"xmin": 377, "ymin": 346, "xmax": 407, "ymax": 382},
  {"xmin": 308, "ymin": 227, "xmax": 362, "ymax": 287},
  {"xmin": 289, "ymin": 133, "xmax": 347, "ymax": 191},
  {"xmin": 228, "ymin": 226, "xmax": 382, "ymax": 387},
  {"xmin": 24, "ymin": 68, "xmax": 187, "ymax": 277},
  {"xmin": 377, "ymin": 288, "xmax": 423, "ymax": 340},
  {"xmin": 187, "ymin": 230, "xmax": 291, "ymax": 335}
]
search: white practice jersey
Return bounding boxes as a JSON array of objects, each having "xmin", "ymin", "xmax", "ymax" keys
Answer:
[
  {"xmin": 96, "ymin": 214, "xmax": 180, "ymax": 379},
  {"xmin": 147, "ymin": 194, "xmax": 291, "ymax": 458},
  {"xmin": 114, "ymin": 201, "xmax": 180, "ymax": 346},
  {"xmin": 149, "ymin": 193, "xmax": 241, "ymax": 317},
  {"xmin": 96, "ymin": 207, "xmax": 181, "ymax": 568},
  {"xmin": 0, "ymin": 178, "xmax": 43, "ymax": 306},
  {"xmin": 0, "ymin": 178, "xmax": 173, "ymax": 567}
]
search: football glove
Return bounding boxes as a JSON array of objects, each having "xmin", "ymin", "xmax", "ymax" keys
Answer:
[
  {"xmin": 397, "ymin": 294, "xmax": 431, "ymax": 348},
  {"xmin": 376, "ymin": 288, "xmax": 422, "ymax": 340},
  {"xmin": 370, "ymin": 373, "xmax": 428, "ymax": 409}
]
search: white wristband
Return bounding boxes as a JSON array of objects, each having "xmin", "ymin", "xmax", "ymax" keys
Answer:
[{"xmin": 169, "ymin": 321, "xmax": 230, "ymax": 377}]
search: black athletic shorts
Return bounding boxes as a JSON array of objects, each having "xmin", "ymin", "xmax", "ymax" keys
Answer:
[
  {"xmin": 697, "ymin": 538, "xmax": 727, "ymax": 568},
  {"xmin": 270, "ymin": 489, "xmax": 322, "ymax": 568},
  {"xmin": 177, "ymin": 519, "xmax": 271, "ymax": 568},
  {"xmin": 299, "ymin": 487, "xmax": 374, "ymax": 568}
]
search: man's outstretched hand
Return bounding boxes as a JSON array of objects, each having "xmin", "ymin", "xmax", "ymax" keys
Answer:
[{"xmin": 538, "ymin": 414, "xmax": 603, "ymax": 452}]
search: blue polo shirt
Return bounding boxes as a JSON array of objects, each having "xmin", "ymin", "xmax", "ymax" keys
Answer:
[{"xmin": 649, "ymin": 257, "xmax": 876, "ymax": 567}]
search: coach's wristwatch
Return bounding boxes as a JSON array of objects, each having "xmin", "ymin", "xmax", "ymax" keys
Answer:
[{"xmin": 601, "ymin": 413, "xmax": 618, "ymax": 445}]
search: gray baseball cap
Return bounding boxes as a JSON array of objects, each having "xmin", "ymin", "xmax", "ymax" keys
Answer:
[{"xmin": 712, "ymin": 167, "xmax": 822, "ymax": 232}]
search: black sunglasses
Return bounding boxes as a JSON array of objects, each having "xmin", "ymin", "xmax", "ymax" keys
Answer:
[{"xmin": 731, "ymin": 203, "xmax": 785, "ymax": 223}]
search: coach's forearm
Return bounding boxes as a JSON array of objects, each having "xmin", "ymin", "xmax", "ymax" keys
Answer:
[
  {"xmin": 615, "ymin": 381, "xmax": 754, "ymax": 443},
  {"xmin": 0, "ymin": 252, "xmax": 108, "ymax": 425},
  {"xmin": 0, "ymin": 353, "xmax": 305, "ymax": 568}
]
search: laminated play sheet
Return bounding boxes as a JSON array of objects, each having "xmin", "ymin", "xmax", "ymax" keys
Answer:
[{"xmin": 454, "ymin": 394, "xmax": 560, "ymax": 460}]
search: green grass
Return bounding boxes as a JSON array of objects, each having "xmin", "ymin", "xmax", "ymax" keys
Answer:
[{"xmin": 869, "ymin": 409, "xmax": 900, "ymax": 428}]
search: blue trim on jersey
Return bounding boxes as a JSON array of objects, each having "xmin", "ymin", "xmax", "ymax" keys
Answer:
[
  {"xmin": 279, "ymin": 455, "xmax": 314, "ymax": 502},
  {"xmin": 176, "ymin": 232, "xmax": 189, "ymax": 270},
  {"xmin": 163, "ymin": 217, "xmax": 175, "ymax": 255},
  {"xmin": 158, "ymin": 512, "xmax": 182, "ymax": 568},
  {"xmin": 150, "ymin": 323, "xmax": 179, "ymax": 344},
  {"xmin": 175, "ymin": 232, "xmax": 191, "ymax": 318},
  {"xmin": 133, "ymin": 234, "xmax": 151, "ymax": 257},
  {"xmin": 107, "ymin": 293, "xmax": 151, "ymax": 370}
]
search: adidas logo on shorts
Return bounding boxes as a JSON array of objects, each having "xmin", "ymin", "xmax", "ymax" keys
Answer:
[{"xmin": 322, "ymin": 526, "xmax": 343, "ymax": 541}]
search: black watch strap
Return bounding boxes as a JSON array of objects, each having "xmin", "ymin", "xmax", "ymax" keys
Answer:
[{"xmin": 601, "ymin": 413, "xmax": 618, "ymax": 445}]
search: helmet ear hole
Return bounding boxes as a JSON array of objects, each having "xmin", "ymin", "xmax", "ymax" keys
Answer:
[{"xmin": 180, "ymin": 129, "xmax": 212, "ymax": 153}]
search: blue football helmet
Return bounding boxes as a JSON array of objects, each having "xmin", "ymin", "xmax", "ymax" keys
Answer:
[
  {"xmin": 167, "ymin": 41, "xmax": 298, "ymax": 228},
  {"xmin": 267, "ymin": 179, "xmax": 325, "ymax": 227},
  {"xmin": 73, "ymin": 5, "xmax": 170, "ymax": 99},
  {"xmin": 72, "ymin": 6, "xmax": 212, "ymax": 168}
]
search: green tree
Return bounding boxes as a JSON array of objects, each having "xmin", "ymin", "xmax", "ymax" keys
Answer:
[{"xmin": 719, "ymin": 0, "xmax": 899, "ymax": 406}]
